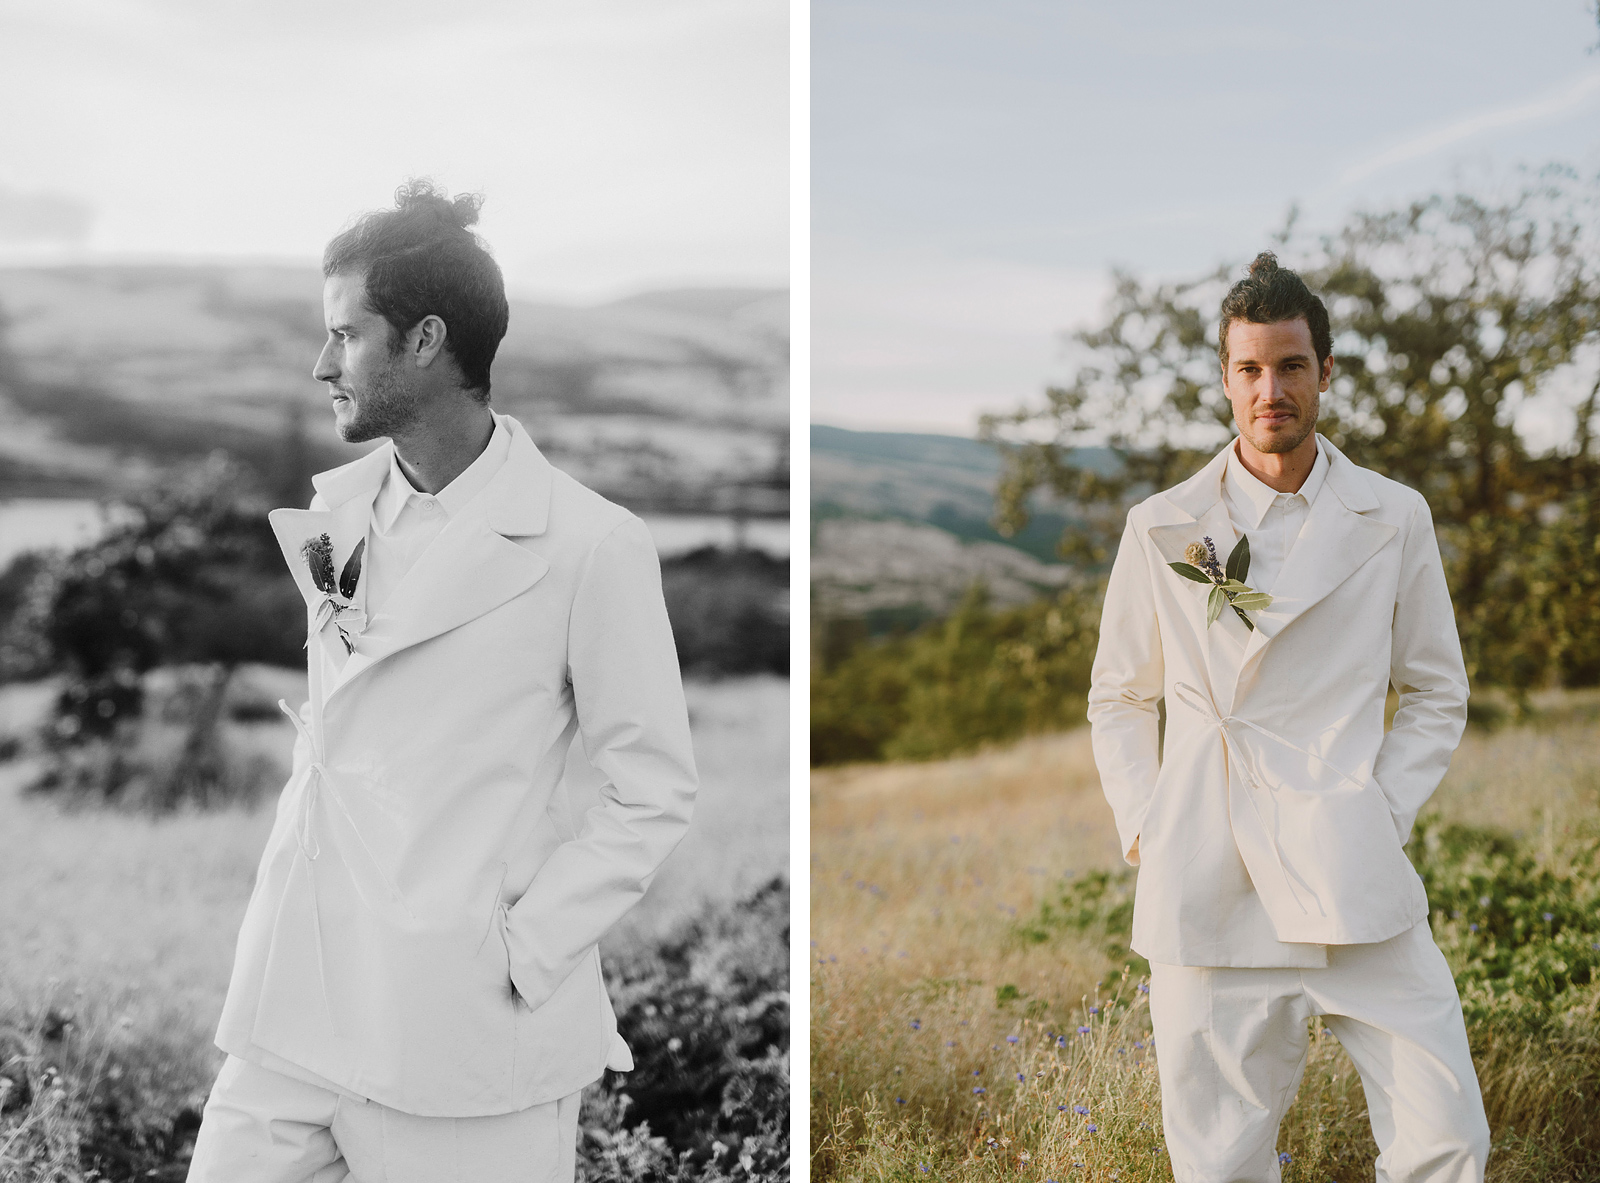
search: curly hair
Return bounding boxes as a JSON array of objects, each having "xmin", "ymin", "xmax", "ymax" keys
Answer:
[
  {"xmin": 1217, "ymin": 251, "xmax": 1331, "ymax": 372},
  {"xmin": 323, "ymin": 179, "xmax": 509, "ymax": 401}
]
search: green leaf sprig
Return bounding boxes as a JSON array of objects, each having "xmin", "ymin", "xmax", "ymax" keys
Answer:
[{"xmin": 1167, "ymin": 534, "xmax": 1273, "ymax": 630}]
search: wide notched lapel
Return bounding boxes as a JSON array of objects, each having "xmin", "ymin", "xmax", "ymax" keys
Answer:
[
  {"xmin": 1147, "ymin": 442, "xmax": 1236, "ymax": 626},
  {"xmin": 1238, "ymin": 439, "xmax": 1396, "ymax": 670},
  {"xmin": 327, "ymin": 519, "xmax": 549, "ymax": 695},
  {"xmin": 269, "ymin": 502, "xmax": 375, "ymax": 605},
  {"xmin": 325, "ymin": 414, "xmax": 554, "ymax": 701},
  {"xmin": 268, "ymin": 445, "xmax": 386, "ymax": 615}
]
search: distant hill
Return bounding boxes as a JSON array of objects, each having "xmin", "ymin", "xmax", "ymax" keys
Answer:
[
  {"xmin": 811, "ymin": 424, "xmax": 1112, "ymax": 561},
  {"xmin": 810, "ymin": 424, "xmax": 1114, "ymax": 624},
  {"xmin": 0, "ymin": 265, "xmax": 787, "ymax": 514},
  {"xmin": 811, "ymin": 517, "xmax": 1077, "ymax": 626}
]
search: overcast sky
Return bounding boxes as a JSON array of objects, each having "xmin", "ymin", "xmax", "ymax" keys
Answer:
[
  {"xmin": 0, "ymin": 0, "xmax": 788, "ymax": 302},
  {"xmin": 814, "ymin": 0, "xmax": 1600, "ymax": 434}
]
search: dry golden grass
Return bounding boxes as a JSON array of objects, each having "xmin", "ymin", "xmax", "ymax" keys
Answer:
[{"xmin": 811, "ymin": 692, "xmax": 1600, "ymax": 1183}]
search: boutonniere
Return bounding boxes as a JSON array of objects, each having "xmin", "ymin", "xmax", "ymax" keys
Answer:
[
  {"xmin": 300, "ymin": 533, "xmax": 367, "ymax": 654},
  {"xmin": 1168, "ymin": 535, "xmax": 1273, "ymax": 630}
]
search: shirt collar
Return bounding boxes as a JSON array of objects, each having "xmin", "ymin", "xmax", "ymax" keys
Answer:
[
  {"xmin": 1224, "ymin": 434, "xmax": 1327, "ymax": 528},
  {"xmin": 372, "ymin": 416, "xmax": 512, "ymax": 533}
]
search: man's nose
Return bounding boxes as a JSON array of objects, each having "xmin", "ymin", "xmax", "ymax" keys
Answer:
[
  {"xmin": 312, "ymin": 339, "xmax": 338, "ymax": 383},
  {"xmin": 1261, "ymin": 367, "xmax": 1286, "ymax": 401}
]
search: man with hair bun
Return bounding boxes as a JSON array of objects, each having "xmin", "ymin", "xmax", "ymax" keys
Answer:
[
  {"xmin": 187, "ymin": 180, "xmax": 697, "ymax": 1181},
  {"xmin": 1088, "ymin": 252, "xmax": 1489, "ymax": 1180}
]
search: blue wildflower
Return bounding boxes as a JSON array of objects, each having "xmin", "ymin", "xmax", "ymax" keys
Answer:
[
  {"xmin": 910, "ymin": 1020, "xmax": 921, "ymax": 1030},
  {"xmin": 1073, "ymin": 1105, "xmax": 1089, "ymax": 1115},
  {"xmin": 1077, "ymin": 1026, "xmax": 1091, "ymax": 1034},
  {"xmin": 1086, "ymin": 1124, "xmax": 1098, "ymax": 1133},
  {"xmin": 973, "ymin": 1086, "xmax": 986, "ymax": 1095},
  {"xmin": 1006, "ymin": 1035, "xmax": 1019, "ymax": 1043},
  {"xmin": 1017, "ymin": 1073, "xmax": 1025, "ymax": 1082},
  {"xmin": 1278, "ymin": 1152, "xmax": 1292, "ymax": 1164}
]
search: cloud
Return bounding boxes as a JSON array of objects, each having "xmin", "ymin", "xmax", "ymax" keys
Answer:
[
  {"xmin": 0, "ymin": 185, "xmax": 93, "ymax": 244},
  {"xmin": 1340, "ymin": 72, "xmax": 1600, "ymax": 186}
]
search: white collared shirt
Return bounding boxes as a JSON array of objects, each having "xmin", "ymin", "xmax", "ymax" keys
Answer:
[
  {"xmin": 1221, "ymin": 436, "xmax": 1328, "ymax": 595},
  {"xmin": 365, "ymin": 417, "xmax": 513, "ymax": 618}
]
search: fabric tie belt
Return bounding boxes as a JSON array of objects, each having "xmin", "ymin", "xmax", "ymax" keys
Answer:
[
  {"xmin": 277, "ymin": 699, "xmax": 409, "ymax": 913},
  {"xmin": 1171, "ymin": 682, "xmax": 1372, "ymax": 919}
]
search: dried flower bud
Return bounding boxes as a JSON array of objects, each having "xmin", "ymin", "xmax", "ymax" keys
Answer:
[
  {"xmin": 1184, "ymin": 542, "xmax": 1207, "ymax": 566},
  {"xmin": 301, "ymin": 533, "xmax": 335, "ymax": 594}
]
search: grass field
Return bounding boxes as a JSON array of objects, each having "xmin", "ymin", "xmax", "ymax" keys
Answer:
[
  {"xmin": 811, "ymin": 691, "xmax": 1600, "ymax": 1183},
  {"xmin": 0, "ymin": 671, "xmax": 788, "ymax": 1182}
]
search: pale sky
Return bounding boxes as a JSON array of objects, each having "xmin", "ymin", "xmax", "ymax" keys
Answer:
[
  {"xmin": 813, "ymin": 0, "xmax": 1600, "ymax": 434},
  {"xmin": 0, "ymin": 0, "xmax": 788, "ymax": 302}
]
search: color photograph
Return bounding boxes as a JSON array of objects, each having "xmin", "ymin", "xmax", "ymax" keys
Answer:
[{"xmin": 811, "ymin": 4, "xmax": 1600, "ymax": 1181}]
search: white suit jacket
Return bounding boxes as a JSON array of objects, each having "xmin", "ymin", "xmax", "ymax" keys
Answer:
[
  {"xmin": 1087, "ymin": 434, "xmax": 1466, "ymax": 967},
  {"xmin": 214, "ymin": 414, "xmax": 697, "ymax": 1115}
]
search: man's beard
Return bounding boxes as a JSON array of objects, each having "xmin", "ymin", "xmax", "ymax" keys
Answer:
[
  {"xmin": 1241, "ymin": 392, "xmax": 1318, "ymax": 455},
  {"xmin": 333, "ymin": 359, "xmax": 420, "ymax": 443}
]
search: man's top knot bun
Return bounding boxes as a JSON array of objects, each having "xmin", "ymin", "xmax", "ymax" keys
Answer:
[
  {"xmin": 393, "ymin": 178, "xmax": 483, "ymax": 231},
  {"xmin": 1247, "ymin": 251, "xmax": 1281, "ymax": 281}
]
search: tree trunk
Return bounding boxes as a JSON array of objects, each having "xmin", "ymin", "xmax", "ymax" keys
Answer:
[{"xmin": 162, "ymin": 662, "xmax": 235, "ymax": 810}]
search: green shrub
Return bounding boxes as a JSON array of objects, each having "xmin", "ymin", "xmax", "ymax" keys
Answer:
[
  {"xmin": 811, "ymin": 584, "xmax": 1100, "ymax": 766},
  {"xmin": 1411, "ymin": 816, "xmax": 1600, "ymax": 1029},
  {"xmin": 1017, "ymin": 817, "xmax": 1600, "ymax": 1031}
]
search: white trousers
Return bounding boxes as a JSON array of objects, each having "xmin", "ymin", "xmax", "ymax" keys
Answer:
[
  {"xmin": 1149, "ymin": 921, "xmax": 1489, "ymax": 1183},
  {"xmin": 186, "ymin": 1056, "xmax": 582, "ymax": 1183}
]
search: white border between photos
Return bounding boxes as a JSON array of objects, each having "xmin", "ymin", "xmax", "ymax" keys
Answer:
[{"xmin": 788, "ymin": 0, "xmax": 811, "ymax": 1176}]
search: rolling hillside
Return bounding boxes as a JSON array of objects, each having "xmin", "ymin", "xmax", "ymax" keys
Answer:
[
  {"xmin": 810, "ymin": 424, "xmax": 1102, "ymax": 621},
  {"xmin": 0, "ymin": 265, "xmax": 788, "ymax": 515}
]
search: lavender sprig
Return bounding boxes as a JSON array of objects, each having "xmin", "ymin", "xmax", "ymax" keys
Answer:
[{"xmin": 1167, "ymin": 534, "xmax": 1273, "ymax": 630}]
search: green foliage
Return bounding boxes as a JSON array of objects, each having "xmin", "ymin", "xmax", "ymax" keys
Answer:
[
  {"xmin": 1016, "ymin": 817, "xmax": 1600, "ymax": 1032},
  {"xmin": 810, "ymin": 584, "xmax": 1100, "ymax": 766},
  {"xmin": 1013, "ymin": 869, "xmax": 1148, "ymax": 980},
  {"xmin": 983, "ymin": 171, "xmax": 1600, "ymax": 690},
  {"xmin": 1411, "ymin": 816, "xmax": 1600, "ymax": 1028}
]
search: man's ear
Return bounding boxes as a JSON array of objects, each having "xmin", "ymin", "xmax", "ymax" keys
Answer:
[
  {"xmin": 410, "ymin": 315, "xmax": 448, "ymax": 368},
  {"xmin": 1319, "ymin": 352, "xmax": 1334, "ymax": 391}
]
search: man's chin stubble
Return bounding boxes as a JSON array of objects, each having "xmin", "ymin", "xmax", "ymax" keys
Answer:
[
  {"xmin": 1245, "ymin": 418, "xmax": 1316, "ymax": 456},
  {"xmin": 333, "ymin": 396, "xmax": 420, "ymax": 444}
]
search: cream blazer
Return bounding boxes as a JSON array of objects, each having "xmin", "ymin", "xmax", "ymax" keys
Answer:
[
  {"xmin": 214, "ymin": 414, "xmax": 697, "ymax": 1115},
  {"xmin": 1088, "ymin": 435, "xmax": 1467, "ymax": 967}
]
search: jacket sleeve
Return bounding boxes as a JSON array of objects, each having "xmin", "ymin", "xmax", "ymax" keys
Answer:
[
  {"xmin": 1373, "ymin": 493, "xmax": 1468, "ymax": 845},
  {"xmin": 503, "ymin": 515, "xmax": 698, "ymax": 1010},
  {"xmin": 1086, "ymin": 513, "xmax": 1165, "ymax": 866}
]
